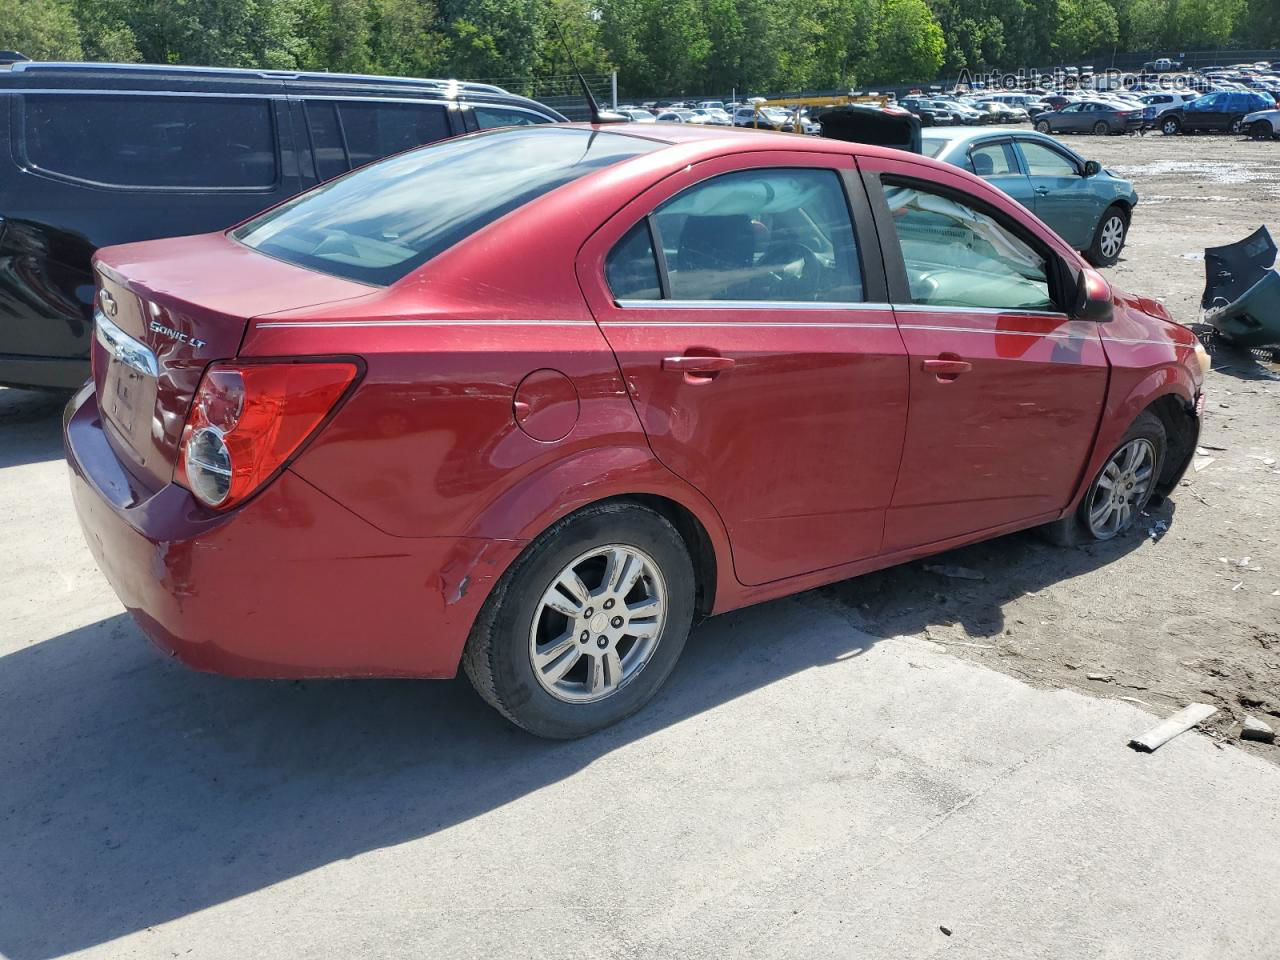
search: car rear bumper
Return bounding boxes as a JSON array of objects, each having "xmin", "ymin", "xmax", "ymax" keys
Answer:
[
  {"xmin": 0, "ymin": 353, "xmax": 88, "ymax": 391},
  {"xmin": 64, "ymin": 383, "xmax": 523, "ymax": 679}
]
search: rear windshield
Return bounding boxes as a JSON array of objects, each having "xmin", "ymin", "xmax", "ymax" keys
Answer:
[{"xmin": 235, "ymin": 127, "xmax": 660, "ymax": 285}]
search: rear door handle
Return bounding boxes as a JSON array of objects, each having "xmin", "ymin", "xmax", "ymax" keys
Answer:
[
  {"xmin": 1034, "ymin": 186, "xmax": 1050, "ymax": 195},
  {"xmin": 922, "ymin": 358, "xmax": 972, "ymax": 376},
  {"xmin": 662, "ymin": 356, "xmax": 736, "ymax": 374}
]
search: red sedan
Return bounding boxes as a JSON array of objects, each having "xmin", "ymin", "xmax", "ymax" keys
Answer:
[{"xmin": 66, "ymin": 123, "xmax": 1208, "ymax": 738}]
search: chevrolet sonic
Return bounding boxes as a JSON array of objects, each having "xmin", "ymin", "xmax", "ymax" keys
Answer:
[{"xmin": 66, "ymin": 123, "xmax": 1208, "ymax": 738}]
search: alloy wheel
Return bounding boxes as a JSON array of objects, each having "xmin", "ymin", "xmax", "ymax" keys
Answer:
[
  {"xmin": 1161, "ymin": 119, "xmax": 1179, "ymax": 135},
  {"xmin": 1099, "ymin": 215, "xmax": 1126, "ymax": 260},
  {"xmin": 529, "ymin": 545, "xmax": 667, "ymax": 703},
  {"xmin": 1085, "ymin": 438, "xmax": 1156, "ymax": 539}
]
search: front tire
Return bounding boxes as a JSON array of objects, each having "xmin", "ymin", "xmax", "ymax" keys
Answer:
[
  {"xmin": 1093, "ymin": 120, "xmax": 1110, "ymax": 135},
  {"xmin": 1035, "ymin": 119, "xmax": 1052, "ymax": 133},
  {"xmin": 1161, "ymin": 116, "xmax": 1181, "ymax": 135},
  {"xmin": 1249, "ymin": 120, "xmax": 1273, "ymax": 140},
  {"xmin": 1041, "ymin": 411, "xmax": 1166, "ymax": 546},
  {"xmin": 462, "ymin": 502, "xmax": 695, "ymax": 739},
  {"xmin": 1085, "ymin": 206, "xmax": 1128, "ymax": 267}
]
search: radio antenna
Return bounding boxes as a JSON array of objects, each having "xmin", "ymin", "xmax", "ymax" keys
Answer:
[{"xmin": 550, "ymin": 19, "xmax": 626, "ymax": 124}]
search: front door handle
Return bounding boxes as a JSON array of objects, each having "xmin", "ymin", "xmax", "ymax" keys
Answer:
[
  {"xmin": 922, "ymin": 358, "xmax": 972, "ymax": 379},
  {"xmin": 662, "ymin": 356, "xmax": 736, "ymax": 374},
  {"xmin": 1034, "ymin": 186, "xmax": 1050, "ymax": 196}
]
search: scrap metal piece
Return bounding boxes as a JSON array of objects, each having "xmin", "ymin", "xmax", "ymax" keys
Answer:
[{"xmin": 1129, "ymin": 703, "xmax": 1218, "ymax": 753}]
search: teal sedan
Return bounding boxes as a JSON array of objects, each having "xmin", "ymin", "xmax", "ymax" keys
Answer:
[{"xmin": 921, "ymin": 128, "xmax": 1139, "ymax": 266}]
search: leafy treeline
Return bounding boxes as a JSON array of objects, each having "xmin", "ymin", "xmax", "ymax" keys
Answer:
[{"xmin": 5, "ymin": 0, "xmax": 1279, "ymax": 94}]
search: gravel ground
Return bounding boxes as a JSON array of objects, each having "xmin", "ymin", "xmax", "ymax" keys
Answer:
[{"xmin": 823, "ymin": 131, "xmax": 1280, "ymax": 758}]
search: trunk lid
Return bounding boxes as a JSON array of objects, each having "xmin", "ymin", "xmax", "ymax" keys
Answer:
[{"xmin": 92, "ymin": 231, "xmax": 374, "ymax": 491}]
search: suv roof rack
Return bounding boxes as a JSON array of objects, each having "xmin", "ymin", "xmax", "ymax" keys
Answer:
[{"xmin": 8, "ymin": 61, "xmax": 510, "ymax": 96}]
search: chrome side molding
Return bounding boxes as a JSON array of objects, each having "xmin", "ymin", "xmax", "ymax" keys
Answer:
[{"xmin": 95, "ymin": 309, "xmax": 159, "ymax": 378}]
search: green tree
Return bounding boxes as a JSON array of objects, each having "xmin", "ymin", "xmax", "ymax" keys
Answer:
[
  {"xmin": 1, "ymin": 0, "xmax": 82, "ymax": 60},
  {"xmin": 599, "ymin": 0, "xmax": 709, "ymax": 93},
  {"xmin": 1239, "ymin": 0, "xmax": 1279, "ymax": 46},
  {"xmin": 1054, "ymin": 0, "xmax": 1119, "ymax": 60},
  {"xmin": 927, "ymin": 0, "xmax": 1008, "ymax": 71},
  {"xmin": 442, "ymin": 0, "xmax": 541, "ymax": 80},
  {"xmin": 370, "ymin": 0, "xmax": 449, "ymax": 76},
  {"xmin": 538, "ymin": 0, "xmax": 611, "ymax": 76},
  {"xmin": 1170, "ymin": 0, "xmax": 1245, "ymax": 48},
  {"xmin": 872, "ymin": 0, "xmax": 945, "ymax": 83}
]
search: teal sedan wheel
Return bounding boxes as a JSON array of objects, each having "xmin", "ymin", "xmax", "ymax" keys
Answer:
[{"xmin": 1086, "ymin": 206, "xmax": 1128, "ymax": 267}]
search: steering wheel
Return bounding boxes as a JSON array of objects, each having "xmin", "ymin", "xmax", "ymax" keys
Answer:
[{"xmin": 758, "ymin": 241, "xmax": 822, "ymax": 300}]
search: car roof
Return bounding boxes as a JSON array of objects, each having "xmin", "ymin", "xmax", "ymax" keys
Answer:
[
  {"xmin": 557, "ymin": 120, "xmax": 924, "ymax": 164},
  {"xmin": 0, "ymin": 59, "xmax": 559, "ymax": 114},
  {"xmin": 920, "ymin": 126, "xmax": 1084, "ymax": 157}
]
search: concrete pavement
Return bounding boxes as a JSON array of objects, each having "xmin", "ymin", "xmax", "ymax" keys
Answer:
[{"xmin": 2, "ymin": 386, "xmax": 1278, "ymax": 959}]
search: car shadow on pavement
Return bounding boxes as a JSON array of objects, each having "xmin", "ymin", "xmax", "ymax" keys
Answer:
[
  {"xmin": 0, "ymin": 595, "xmax": 880, "ymax": 960},
  {"xmin": 0, "ymin": 387, "xmax": 70, "ymax": 469},
  {"xmin": 818, "ymin": 499, "xmax": 1174, "ymax": 646}
]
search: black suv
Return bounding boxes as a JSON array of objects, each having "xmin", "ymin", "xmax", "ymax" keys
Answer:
[{"xmin": 0, "ymin": 61, "xmax": 563, "ymax": 389}]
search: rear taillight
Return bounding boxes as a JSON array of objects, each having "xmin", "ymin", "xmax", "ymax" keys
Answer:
[{"xmin": 175, "ymin": 361, "xmax": 357, "ymax": 509}]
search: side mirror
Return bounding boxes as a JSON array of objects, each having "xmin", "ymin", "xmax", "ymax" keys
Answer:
[
  {"xmin": 1083, "ymin": 159, "xmax": 1102, "ymax": 177},
  {"xmin": 1071, "ymin": 267, "xmax": 1113, "ymax": 321}
]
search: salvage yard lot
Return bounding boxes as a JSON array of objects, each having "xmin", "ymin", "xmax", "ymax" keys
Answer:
[
  {"xmin": 1, "ymin": 133, "xmax": 1278, "ymax": 959},
  {"xmin": 824, "ymin": 134, "xmax": 1280, "ymax": 754}
]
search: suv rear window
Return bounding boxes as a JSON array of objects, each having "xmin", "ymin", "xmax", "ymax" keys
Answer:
[
  {"xmin": 20, "ymin": 94, "xmax": 276, "ymax": 189},
  {"xmin": 235, "ymin": 127, "xmax": 661, "ymax": 286}
]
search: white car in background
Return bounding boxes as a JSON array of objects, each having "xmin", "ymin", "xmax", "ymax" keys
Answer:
[{"xmin": 1243, "ymin": 107, "xmax": 1280, "ymax": 139}]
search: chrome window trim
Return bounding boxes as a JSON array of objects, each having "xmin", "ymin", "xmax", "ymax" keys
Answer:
[
  {"xmin": 892, "ymin": 304, "xmax": 1069, "ymax": 320},
  {"xmin": 897, "ymin": 323, "xmax": 1085, "ymax": 340},
  {"xmin": 95, "ymin": 309, "xmax": 159, "ymax": 378},
  {"xmin": 615, "ymin": 299, "xmax": 887, "ymax": 311}
]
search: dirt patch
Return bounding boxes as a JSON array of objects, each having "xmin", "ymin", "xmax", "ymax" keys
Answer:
[{"xmin": 823, "ymin": 132, "xmax": 1280, "ymax": 759}]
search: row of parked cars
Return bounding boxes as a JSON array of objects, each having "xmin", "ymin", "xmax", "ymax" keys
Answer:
[
  {"xmin": 616, "ymin": 100, "xmax": 823, "ymax": 133},
  {"xmin": 894, "ymin": 85, "xmax": 1280, "ymax": 137}
]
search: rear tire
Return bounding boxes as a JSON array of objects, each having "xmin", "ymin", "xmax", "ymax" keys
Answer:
[
  {"xmin": 462, "ymin": 502, "xmax": 695, "ymax": 739},
  {"xmin": 1093, "ymin": 121, "xmax": 1110, "ymax": 135},
  {"xmin": 1085, "ymin": 205, "xmax": 1128, "ymax": 267},
  {"xmin": 1161, "ymin": 116, "xmax": 1181, "ymax": 135},
  {"xmin": 1040, "ymin": 412, "xmax": 1166, "ymax": 546}
]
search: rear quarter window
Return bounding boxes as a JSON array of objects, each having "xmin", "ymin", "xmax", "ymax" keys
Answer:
[{"xmin": 18, "ymin": 94, "xmax": 277, "ymax": 189}]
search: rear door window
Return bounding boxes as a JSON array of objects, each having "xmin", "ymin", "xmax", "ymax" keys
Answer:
[
  {"xmin": 336, "ymin": 100, "xmax": 451, "ymax": 168},
  {"xmin": 967, "ymin": 141, "xmax": 1018, "ymax": 177},
  {"xmin": 19, "ymin": 94, "xmax": 277, "ymax": 189},
  {"xmin": 647, "ymin": 168, "xmax": 863, "ymax": 303}
]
